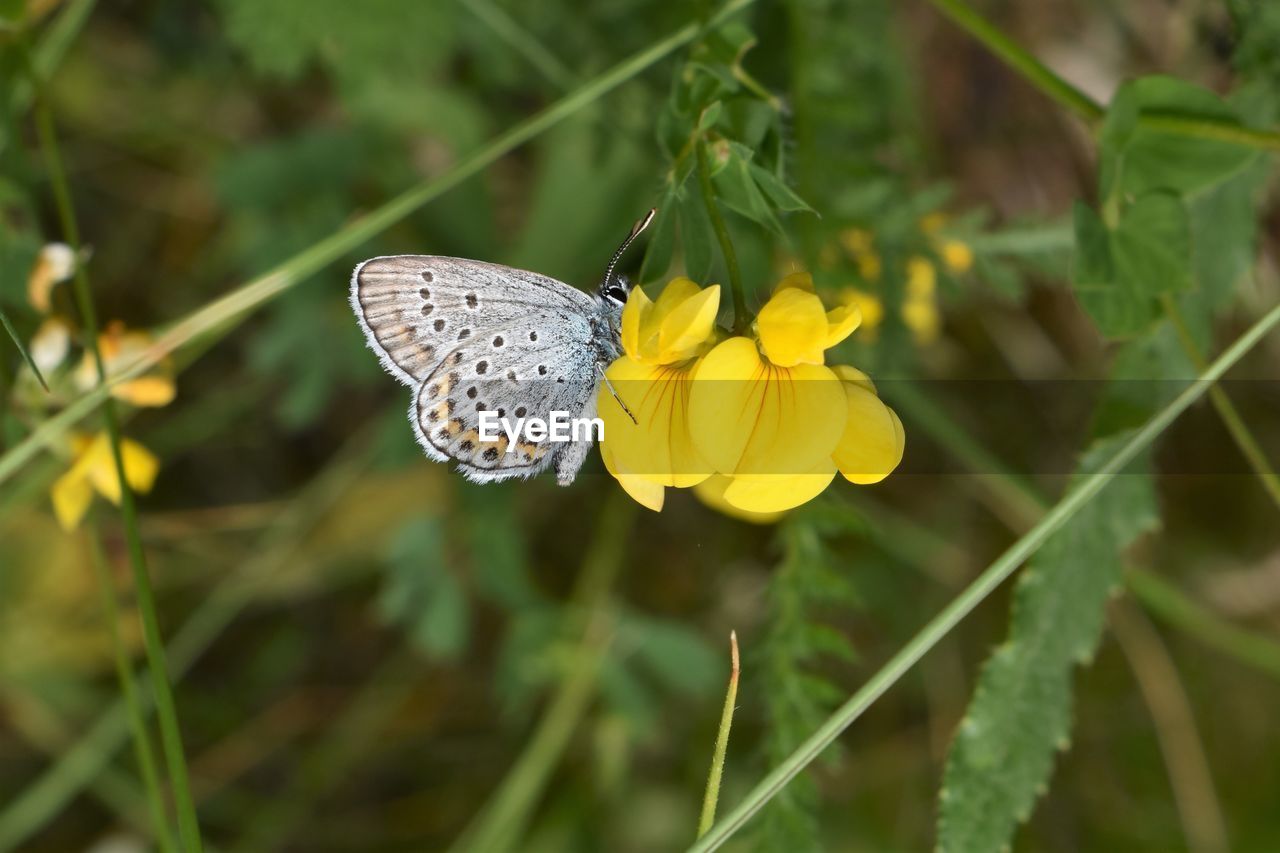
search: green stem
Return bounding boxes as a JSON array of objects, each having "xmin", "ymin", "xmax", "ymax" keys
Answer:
[
  {"xmin": 0, "ymin": 307, "xmax": 49, "ymax": 391},
  {"xmin": 696, "ymin": 138, "xmax": 747, "ymax": 332},
  {"xmin": 1160, "ymin": 295, "xmax": 1280, "ymax": 511},
  {"xmin": 31, "ymin": 80, "xmax": 204, "ymax": 852},
  {"xmin": 922, "ymin": 0, "xmax": 1103, "ymax": 123},
  {"xmin": 1126, "ymin": 570, "xmax": 1280, "ymax": 683},
  {"xmin": 87, "ymin": 529, "xmax": 177, "ymax": 853},
  {"xmin": 450, "ymin": 494, "xmax": 636, "ymax": 853},
  {"xmin": 0, "ymin": 0, "xmax": 761, "ymax": 491},
  {"xmin": 697, "ymin": 632, "xmax": 740, "ymax": 839},
  {"xmin": 689, "ymin": 300, "xmax": 1280, "ymax": 852},
  {"xmin": 924, "ymin": 0, "xmax": 1280, "ymax": 152}
]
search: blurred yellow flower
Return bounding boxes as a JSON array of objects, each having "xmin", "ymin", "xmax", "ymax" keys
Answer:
[
  {"xmin": 599, "ymin": 279, "xmax": 721, "ymax": 511},
  {"xmin": 26, "ymin": 243, "xmax": 76, "ymax": 314},
  {"xmin": 74, "ymin": 321, "xmax": 176, "ymax": 407},
  {"xmin": 51, "ymin": 431, "xmax": 160, "ymax": 531}
]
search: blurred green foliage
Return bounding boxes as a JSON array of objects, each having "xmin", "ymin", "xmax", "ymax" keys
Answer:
[{"xmin": 2, "ymin": 0, "xmax": 1280, "ymax": 851}]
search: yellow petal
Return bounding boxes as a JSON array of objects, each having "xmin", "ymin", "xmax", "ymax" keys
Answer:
[
  {"xmin": 51, "ymin": 469, "xmax": 94, "ymax": 531},
  {"xmin": 756, "ymin": 287, "xmax": 829, "ymax": 367},
  {"xmin": 689, "ymin": 338, "xmax": 847, "ymax": 477},
  {"xmin": 693, "ymin": 474, "xmax": 787, "ymax": 523},
  {"xmin": 600, "ymin": 439, "xmax": 665, "ymax": 511},
  {"xmin": 657, "ymin": 284, "xmax": 719, "ymax": 361},
  {"xmin": 112, "ymin": 376, "xmax": 177, "ymax": 408},
  {"xmin": 906, "ymin": 257, "xmax": 936, "ymax": 297},
  {"xmin": 941, "ymin": 239, "xmax": 974, "ymax": 274},
  {"xmin": 841, "ymin": 290, "xmax": 883, "ymax": 333},
  {"xmin": 620, "ymin": 284, "xmax": 655, "ymax": 362},
  {"xmin": 773, "ymin": 271, "xmax": 815, "ymax": 294},
  {"xmin": 83, "ymin": 434, "xmax": 160, "ymax": 504},
  {"xmin": 599, "ymin": 356, "xmax": 713, "ymax": 488},
  {"xmin": 833, "ymin": 384, "xmax": 904, "ymax": 484},
  {"xmin": 903, "ymin": 298, "xmax": 941, "ymax": 343},
  {"xmin": 831, "ymin": 364, "xmax": 876, "ymax": 394},
  {"xmin": 653, "ymin": 276, "xmax": 703, "ymax": 314},
  {"xmin": 27, "ymin": 243, "xmax": 76, "ymax": 313},
  {"xmin": 720, "ymin": 461, "xmax": 837, "ymax": 514},
  {"xmin": 824, "ymin": 303, "xmax": 861, "ymax": 349}
]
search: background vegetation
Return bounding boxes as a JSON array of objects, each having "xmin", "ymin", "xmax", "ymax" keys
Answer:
[{"xmin": 3, "ymin": 0, "xmax": 1280, "ymax": 850}]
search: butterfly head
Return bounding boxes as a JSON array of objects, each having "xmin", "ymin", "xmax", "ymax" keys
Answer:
[{"xmin": 596, "ymin": 209, "xmax": 655, "ymax": 313}]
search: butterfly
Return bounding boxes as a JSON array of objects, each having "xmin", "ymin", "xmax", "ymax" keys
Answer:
[{"xmin": 350, "ymin": 210, "xmax": 653, "ymax": 486}]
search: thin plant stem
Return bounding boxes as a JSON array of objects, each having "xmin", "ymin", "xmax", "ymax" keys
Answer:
[
  {"xmin": 0, "ymin": 308, "xmax": 49, "ymax": 391},
  {"xmin": 86, "ymin": 528, "xmax": 178, "ymax": 853},
  {"xmin": 924, "ymin": 0, "xmax": 1280, "ymax": 152},
  {"xmin": 697, "ymin": 631, "xmax": 740, "ymax": 839},
  {"xmin": 450, "ymin": 493, "xmax": 636, "ymax": 853},
  {"xmin": 459, "ymin": 0, "xmax": 576, "ymax": 89},
  {"xmin": 1110, "ymin": 602, "xmax": 1229, "ymax": 853},
  {"xmin": 696, "ymin": 138, "xmax": 748, "ymax": 331},
  {"xmin": 0, "ymin": 0, "xmax": 761, "ymax": 490},
  {"xmin": 922, "ymin": 0, "xmax": 1103, "ymax": 123},
  {"xmin": 30, "ymin": 68, "xmax": 204, "ymax": 853},
  {"xmin": 1160, "ymin": 294, "xmax": 1280, "ymax": 511},
  {"xmin": 1127, "ymin": 570, "xmax": 1280, "ymax": 682},
  {"xmin": 689, "ymin": 300, "xmax": 1280, "ymax": 852}
]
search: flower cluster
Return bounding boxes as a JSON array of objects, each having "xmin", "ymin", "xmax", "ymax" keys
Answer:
[
  {"xmin": 838, "ymin": 214, "xmax": 974, "ymax": 344},
  {"xmin": 599, "ymin": 273, "xmax": 904, "ymax": 516},
  {"xmin": 15, "ymin": 244, "xmax": 175, "ymax": 531}
]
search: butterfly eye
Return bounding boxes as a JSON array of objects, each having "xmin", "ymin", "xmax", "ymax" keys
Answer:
[{"xmin": 604, "ymin": 284, "xmax": 628, "ymax": 304}]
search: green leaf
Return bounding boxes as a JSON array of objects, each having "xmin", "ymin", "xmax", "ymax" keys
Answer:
[
  {"xmin": 938, "ymin": 434, "xmax": 1160, "ymax": 853},
  {"xmin": 0, "ymin": 308, "xmax": 48, "ymax": 392},
  {"xmin": 1071, "ymin": 203, "xmax": 1159, "ymax": 338},
  {"xmin": 711, "ymin": 142, "xmax": 782, "ymax": 234},
  {"xmin": 750, "ymin": 163, "xmax": 815, "ymax": 214},
  {"xmin": 678, "ymin": 180, "xmax": 716, "ymax": 281},
  {"xmin": 1100, "ymin": 75, "xmax": 1260, "ymax": 197},
  {"xmin": 1111, "ymin": 191, "xmax": 1191, "ymax": 296}
]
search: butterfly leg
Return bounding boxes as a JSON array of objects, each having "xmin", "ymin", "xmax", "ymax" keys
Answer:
[
  {"xmin": 595, "ymin": 361, "xmax": 638, "ymax": 425},
  {"xmin": 553, "ymin": 393, "xmax": 601, "ymax": 487}
]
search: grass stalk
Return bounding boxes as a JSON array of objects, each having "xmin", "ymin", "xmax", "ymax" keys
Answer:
[
  {"xmin": 689, "ymin": 300, "xmax": 1280, "ymax": 852},
  {"xmin": 30, "ymin": 69, "xmax": 204, "ymax": 852},
  {"xmin": 697, "ymin": 631, "xmax": 740, "ymax": 839},
  {"xmin": 0, "ymin": 0, "xmax": 761, "ymax": 490},
  {"xmin": 86, "ymin": 529, "xmax": 178, "ymax": 853}
]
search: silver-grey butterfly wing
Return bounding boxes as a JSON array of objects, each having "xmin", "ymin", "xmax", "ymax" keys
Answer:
[
  {"xmin": 413, "ymin": 327, "xmax": 600, "ymax": 484},
  {"xmin": 350, "ymin": 255, "xmax": 599, "ymax": 385},
  {"xmin": 351, "ymin": 255, "xmax": 605, "ymax": 483}
]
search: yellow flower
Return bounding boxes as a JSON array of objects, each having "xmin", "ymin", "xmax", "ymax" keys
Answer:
[
  {"xmin": 602, "ymin": 274, "xmax": 904, "ymax": 516},
  {"xmin": 840, "ymin": 257, "xmax": 940, "ymax": 345},
  {"xmin": 599, "ymin": 279, "xmax": 721, "ymax": 508},
  {"xmin": 51, "ymin": 431, "xmax": 160, "ymax": 531},
  {"xmin": 74, "ymin": 321, "xmax": 176, "ymax": 407},
  {"xmin": 27, "ymin": 243, "xmax": 77, "ymax": 314}
]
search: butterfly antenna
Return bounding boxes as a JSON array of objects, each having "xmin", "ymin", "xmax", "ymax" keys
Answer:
[{"xmin": 601, "ymin": 208, "xmax": 656, "ymax": 290}]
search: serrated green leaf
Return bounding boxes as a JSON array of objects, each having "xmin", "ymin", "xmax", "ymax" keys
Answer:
[
  {"xmin": 1112, "ymin": 191, "xmax": 1191, "ymax": 296},
  {"xmin": 938, "ymin": 433, "xmax": 1160, "ymax": 853},
  {"xmin": 1070, "ymin": 202, "xmax": 1113, "ymax": 290},
  {"xmin": 1100, "ymin": 75, "xmax": 1259, "ymax": 197}
]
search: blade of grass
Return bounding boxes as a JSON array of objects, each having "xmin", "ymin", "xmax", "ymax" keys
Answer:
[
  {"xmin": 29, "ymin": 58, "xmax": 203, "ymax": 852},
  {"xmin": 0, "ymin": 307, "xmax": 48, "ymax": 391},
  {"xmin": 697, "ymin": 631, "xmax": 740, "ymax": 839},
  {"xmin": 86, "ymin": 528, "xmax": 178, "ymax": 853},
  {"xmin": 689, "ymin": 300, "xmax": 1280, "ymax": 852},
  {"xmin": 0, "ymin": 0, "xmax": 760, "ymax": 490}
]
